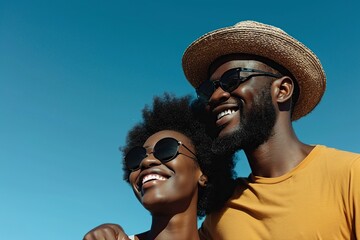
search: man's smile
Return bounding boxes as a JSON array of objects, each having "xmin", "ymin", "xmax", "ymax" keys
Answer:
[{"xmin": 217, "ymin": 109, "xmax": 237, "ymax": 120}]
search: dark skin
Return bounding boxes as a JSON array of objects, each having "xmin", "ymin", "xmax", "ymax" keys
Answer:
[
  {"xmin": 209, "ymin": 56, "xmax": 314, "ymax": 177},
  {"xmin": 84, "ymin": 130, "xmax": 205, "ymax": 240},
  {"xmin": 129, "ymin": 130, "xmax": 203, "ymax": 240},
  {"xmin": 83, "ymin": 224, "xmax": 130, "ymax": 240},
  {"xmin": 83, "ymin": 54, "xmax": 314, "ymax": 239}
]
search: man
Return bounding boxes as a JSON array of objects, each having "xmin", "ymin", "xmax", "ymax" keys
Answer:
[{"xmin": 84, "ymin": 21, "xmax": 360, "ymax": 240}]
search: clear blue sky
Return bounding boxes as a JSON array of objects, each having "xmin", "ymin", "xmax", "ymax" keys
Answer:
[{"xmin": 0, "ymin": 0, "xmax": 359, "ymax": 239}]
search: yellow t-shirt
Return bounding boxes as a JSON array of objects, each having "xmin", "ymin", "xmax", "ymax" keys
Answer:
[{"xmin": 200, "ymin": 145, "xmax": 360, "ymax": 240}]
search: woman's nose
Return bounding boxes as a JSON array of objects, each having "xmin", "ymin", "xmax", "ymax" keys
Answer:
[{"xmin": 139, "ymin": 153, "xmax": 161, "ymax": 169}]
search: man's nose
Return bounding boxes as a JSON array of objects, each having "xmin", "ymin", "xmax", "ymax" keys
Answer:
[{"xmin": 209, "ymin": 86, "xmax": 231, "ymax": 105}]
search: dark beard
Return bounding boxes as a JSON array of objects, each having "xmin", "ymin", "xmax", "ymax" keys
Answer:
[{"xmin": 211, "ymin": 86, "xmax": 276, "ymax": 154}]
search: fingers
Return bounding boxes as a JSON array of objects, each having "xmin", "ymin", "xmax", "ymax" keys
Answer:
[{"xmin": 83, "ymin": 224, "xmax": 130, "ymax": 240}]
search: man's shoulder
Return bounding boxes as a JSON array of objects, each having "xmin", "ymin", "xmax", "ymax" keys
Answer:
[
  {"xmin": 317, "ymin": 145, "xmax": 360, "ymax": 159},
  {"xmin": 314, "ymin": 145, "xmax": 360, "ymax": 174}
]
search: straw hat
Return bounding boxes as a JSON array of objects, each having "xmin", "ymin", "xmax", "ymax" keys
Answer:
[{"xmin": 182, "ymin": 20, "xmax": 326, "ymax": 120}]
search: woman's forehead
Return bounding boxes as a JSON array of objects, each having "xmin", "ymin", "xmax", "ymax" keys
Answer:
[{"xmin": 144, "ymin": 130, "xmax": 192, "ymax": 146}]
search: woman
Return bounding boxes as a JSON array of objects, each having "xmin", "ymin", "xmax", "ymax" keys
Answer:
[{"xmin": 83, "ymin": 93, "xmax": 235, "ymax": 240}]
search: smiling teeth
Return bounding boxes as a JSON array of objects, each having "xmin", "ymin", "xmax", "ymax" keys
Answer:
[
  {"xmin": 217, "ymin": 109, "xmax": 236, "ymax": 120},
  {"xmin": 142, "ymin": 174, "xmax": 167, "ymax": 184}
]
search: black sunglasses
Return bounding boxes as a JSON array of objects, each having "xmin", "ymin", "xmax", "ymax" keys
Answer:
[
  {"xmin": 196, "ymin": 67, "xmax": 282, "ymax": 102},
  {"xmin": 125, "ymin": 137, "xmax": 197, "ymax": 171}
]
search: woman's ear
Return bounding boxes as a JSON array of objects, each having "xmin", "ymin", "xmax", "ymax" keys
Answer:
[{"xmin": 198, "ymin": 174, "xmax": 208, "ymax": 187}]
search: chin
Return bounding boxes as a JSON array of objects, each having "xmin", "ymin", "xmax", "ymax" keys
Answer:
[
  {"xmin": 217, "ymin": 124, "xmax": 240, "ymax": 139},
  {"xmin": 141, "ymin": 192, "xmax": 169, "ymax": 208}
]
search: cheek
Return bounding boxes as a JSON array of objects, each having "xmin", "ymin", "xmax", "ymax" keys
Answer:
[
  {"xmin": 129, "ymin": 172, "xmax": 142, "ymax": 200},
  {"xmin": 233, "ymin": 85, "xmax": 256, "ymax": 102},
  {"xmin": 129, "ymin": 172, "xmax": 137, "ymax": 185},
  {"xmin": 174, "ymin": 166, "xmax": 201, "ymax": 191},
  {"xmin": 232, "ymin": 86, "xmax": 263, "ymax": 114},
  {"xmin": 149, "ymin": 174, "xmax": 199, "ymax": 204},
  {"xmin": 158, "ymin": 166, "xmax": 199, "ymax": 197}
]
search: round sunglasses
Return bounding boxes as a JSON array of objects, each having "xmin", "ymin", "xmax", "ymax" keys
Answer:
[
  {"xmin": 124, "ymin": 137, "xmax": 197, "ymax": 171},
  {"xmin": 196, "ymin": 67, "xmax": 282, "ymax": 102}
]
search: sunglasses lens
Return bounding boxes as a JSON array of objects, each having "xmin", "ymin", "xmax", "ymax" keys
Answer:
[
  {"xmin": 125, "ymin": 146, "xmax": 147, "ymax": 170},
  {"xmin": 153, "ymin": 138, "xmax": 179, "ymax": 162},
  {"xmin": 196, "ymin": 80, "xmax": 215, "ymax": 101},
  {"xmin": 196, "ymin": 69, "xmax": 241, "ymax": 101},
  {"xmin": 220, "ymin": 70, "xmax": 241, "ymax": 92}
]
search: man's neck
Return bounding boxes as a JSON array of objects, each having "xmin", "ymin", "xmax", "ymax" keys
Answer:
[{"xmin": 245, "ymin": 120, "xmax": 314, "ymax": 178}]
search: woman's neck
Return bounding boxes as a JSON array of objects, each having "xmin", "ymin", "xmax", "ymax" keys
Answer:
[{"xmin": 137, "ymin": 211, "xmax": 200, "ymax": 240}]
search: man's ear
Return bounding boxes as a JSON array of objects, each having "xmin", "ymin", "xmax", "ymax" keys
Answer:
[
  {"xmin": 198, "ymin": 174, "xmax": 208, "ymax": 187},
  {"xmin": 272, "ymin": 76, "xmax": 294, "ymax": 103}
]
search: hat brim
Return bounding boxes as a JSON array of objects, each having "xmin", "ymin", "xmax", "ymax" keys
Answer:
[{"xmin": 182, "ymin": 23, "xmax": 326, "ymax": 120}]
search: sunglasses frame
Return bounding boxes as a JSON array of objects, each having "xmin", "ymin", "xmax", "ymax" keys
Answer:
[
  {"xmin": 125, "ymin": 137, "xmax": 197, "ymax": 171},
  {"xmin": 196, "ymin": 67, "xmax": 282, "ymax": 102}
]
